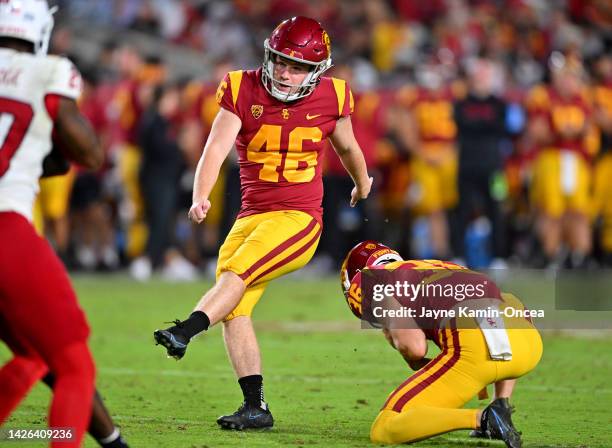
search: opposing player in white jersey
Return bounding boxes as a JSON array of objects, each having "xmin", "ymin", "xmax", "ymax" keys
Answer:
[{"xmin": 0, "ymin": 2, "xmax": 126, "ymax": 447}]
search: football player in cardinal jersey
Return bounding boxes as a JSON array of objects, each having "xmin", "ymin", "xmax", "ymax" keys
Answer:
[
  {"xmin": 526, "ymin": 53, "xmax": 597, "ymax": 268},
  {"xmin": 340, "ymin": 241, "xmax": 542, "ymax": 447},
  {"xmin": 0, "ymin": 1, "xmax": 127, "ymax": 447},
  {"xmin": 154, "ymin": 16, "xmax": 372, "ymax": 429}
]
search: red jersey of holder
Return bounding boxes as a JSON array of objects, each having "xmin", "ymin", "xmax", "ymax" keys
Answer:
[
  {"xmin": 216, "ymin": 68, "xmax": 354, "ymax": 222},
  {"xmin": 355, "ymin": 260, "xmax": 503, "ymax": 345}
]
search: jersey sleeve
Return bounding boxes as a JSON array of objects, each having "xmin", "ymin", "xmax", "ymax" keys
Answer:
[
  {"xmin": 215, "ymin": 70, "xmax": 244, "ymax": 117},
  {"xmin": 47, "ymin": 56, "xmax": 82, "ymax": 100},
  {"xmin": 331, "ymin": 77, "xmax": 354, "ymax": 119}
]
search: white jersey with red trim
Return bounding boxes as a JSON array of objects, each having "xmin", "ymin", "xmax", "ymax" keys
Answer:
[{"xmin": 0, "ymin": 48, "xmax": 81, "ymax": 220}]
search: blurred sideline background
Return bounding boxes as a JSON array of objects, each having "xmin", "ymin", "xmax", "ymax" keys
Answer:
[{"xmin": 36, "ymin": 0, "xmax": 612, "ymax": 281}]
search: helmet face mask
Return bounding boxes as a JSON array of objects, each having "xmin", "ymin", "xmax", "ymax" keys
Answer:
[
  {"xmin": 261, "ymin": 16, "xmax": 332, "ymax": 102},
  {"xmin": 0, "ymin": 0, "xmax": 56, "ymax": 55}
]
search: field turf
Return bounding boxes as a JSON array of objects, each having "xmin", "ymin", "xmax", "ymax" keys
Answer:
[{"xmin": 1, "ymin": 275, "xmax": 610, "ymax": 447}]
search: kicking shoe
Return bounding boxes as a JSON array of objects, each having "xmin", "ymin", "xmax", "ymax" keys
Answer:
[
  {"xmin": 217, "ymin": 402, "xmax": 274, "ymax": 430},
  {"xmin": 153, "ymin": 320, "xmax": 189, "ymax": 360},
  {"xmin": 480, "ymin": 398, "xmax": 521, "ymax": 448}
]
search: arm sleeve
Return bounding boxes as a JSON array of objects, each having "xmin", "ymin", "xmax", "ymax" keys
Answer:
[
  {"xmin": 331, "ymin": 77, "xmax": 354, "ymax": 119},
  {"xmin": 47, "ymin": 57, "xmax": 82, "ymax": 100},
  {"xmin": 341, "ymin": 80, "xmax": 354, "ymax": 118},
  {"xmin": 215, "ymin": 71, "xmax": 243, "ymax": 117}
]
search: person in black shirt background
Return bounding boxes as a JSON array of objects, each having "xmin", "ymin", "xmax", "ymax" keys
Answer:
[
  {"xmin": 131, "ymin": 83, "xmax": 187, "ymax": 279},
  {"xmin": 452, "ymin": 58, "xmax": 508, "ymax": 266}
]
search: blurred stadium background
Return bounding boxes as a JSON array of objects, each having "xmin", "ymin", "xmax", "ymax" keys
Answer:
[{"xmin": 32, "ymin": 0, "xmax": 612, "ymax": 280}]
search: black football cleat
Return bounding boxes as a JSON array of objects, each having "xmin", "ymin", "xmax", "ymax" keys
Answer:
[
  {"xmin": 153, "ymin": 320, "xmax": 189, "ymax": 360},
  {"xmin": 217, "ymin": 402, "xmax": 274, "ymax": 430},
  {"xmin": 471, "ymin": 399, "xmax": 518, "ymax": 440},
  {"xmin": 480, "ymin": 398, "xmax": 521, "ymax": 448}
]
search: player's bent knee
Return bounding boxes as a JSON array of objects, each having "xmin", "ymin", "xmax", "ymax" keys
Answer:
[
  {"xmin": 47, "ymin": 342, "xmax": 95, "ymax": 383},
  {"xmin": 218, "ymin": 270, "xmax": 247, "ymax": 291},
  {"xmin": 370, "ymin": 409, "xmax": 423, "ymax": 445},
  {"xmin": 370, "ymin": 411, "xmax": 398, "ymax": 444}
]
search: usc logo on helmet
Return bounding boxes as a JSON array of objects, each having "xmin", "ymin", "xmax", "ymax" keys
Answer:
[{"xmin": 322, "ymin": 30, "xmax": 331, "ymax": 56}]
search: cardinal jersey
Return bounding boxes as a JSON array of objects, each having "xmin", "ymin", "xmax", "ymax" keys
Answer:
[
  {"xmin": 350, "ymin": 259, "xmax": 506, "ymax": 344},
  {"xmin": 525, "ymin": 85, "xmax": 596, "ymax": 159},
  {"xmin": 0, "ymin": 49, "xmax": 81, "ymax": 221},
  {"xmin": 397, "ymin": 86, "xmax": 457, "ymax": 145},
  {"xmin": 216, "ymin": 68, "xmax": 353, "ymax": 222}
]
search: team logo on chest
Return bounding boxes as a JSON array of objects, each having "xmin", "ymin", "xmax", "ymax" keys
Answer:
[
  {"xmin": 251, "ymin": 105, "xmax": 263, "ymax": 119},
  {"xmin": 281, "ymin": 108, "xmax": 290, "ymax": 120}
]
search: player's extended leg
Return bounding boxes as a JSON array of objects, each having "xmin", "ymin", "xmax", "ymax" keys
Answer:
[
  {"xmin": 154, "ymin": 210, "xmax": 320, "ymax": 358},
  {"xmin": 153, "ymin": 271, "xmax": 245, "ymax": 359},
  {"xmin": 42, "ymin": 374, "xmax": 129, "ymax": 448}
]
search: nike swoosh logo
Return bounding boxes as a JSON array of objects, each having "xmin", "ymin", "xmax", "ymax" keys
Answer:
[
  {"xmin": 306, "ymin": 113, "xmax": 321, "ymax": 120},
  {"xmin": 248, "ymin": 413, "xmax": 264, "ymax": 419}
]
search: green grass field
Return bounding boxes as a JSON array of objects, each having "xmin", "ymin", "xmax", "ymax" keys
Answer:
[{"xmin": 1, "ymin": 275, "xmax": 611, "ymax": 447}]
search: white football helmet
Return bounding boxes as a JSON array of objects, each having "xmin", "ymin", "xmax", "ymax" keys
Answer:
[{"xmin": 0, "ymin": 0, "xmax": 56, "ymax": 55}]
